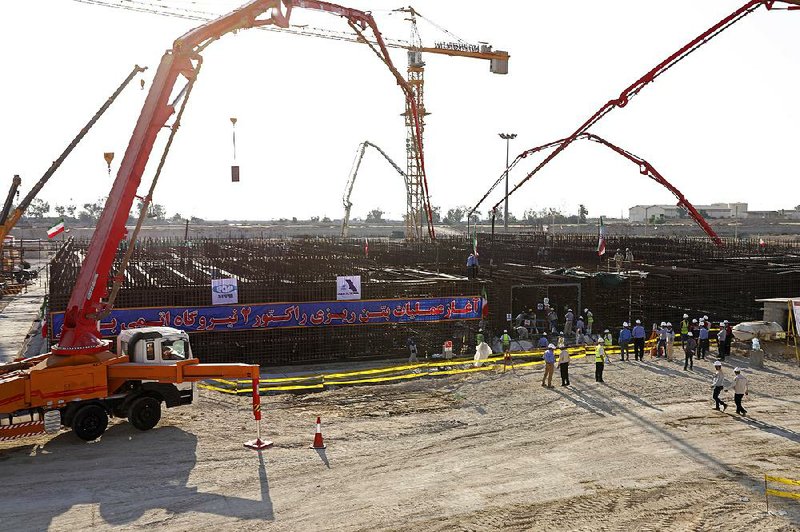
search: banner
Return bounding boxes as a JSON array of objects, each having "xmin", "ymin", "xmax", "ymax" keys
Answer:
[
  {"xmin": 336, "ymin": 275, "xmax": 361, "ymax": 300},
  {"xmin": 49, "ymin": 296, "xmax": 482, "ymax": 338},
  {"xmin": 211, "ymin": 277, "xmax": 238, "ymax": 305}
]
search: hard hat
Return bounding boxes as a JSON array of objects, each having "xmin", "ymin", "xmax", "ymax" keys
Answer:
[
  {"xmin": 687, "ymin": 332, "xmax": 693, "ymax": 337},
  {"xmin": 604, "ymin": 329, "xmax": 610, "ymax": 333},
  {"xmin": 548, "ymin": 343, "xmax": 556, "ymax": 349},
  {"xmin": 666, "ymin": 322, "xmax": 672, "ymax": 326},
  {"xmin": 714, "ymin": 361, "xmax": 722, "ymax": 367},
  {"xmin": 503, "ymin": 330, "xmax": 507, "ymax": 333},
  {"xmin": 542, "ymin": 332, "xmax": 547, "ymax": 336},
  {"xmin": 703, "ymin": 315, "xmax": 708, "ymax": 320},
  {"xmin": 723, "ymin": 320, "xmax": 729, "ymax": 324},
  {"xmin": 660, "ymin": 321, "xmax": 666, "ymax": 326},
  {"xmin": 734, "ymin": 367, "xmax": 741, "ymax": 373},
  {"xmin": 479, "ymin": 329, "xmax": 483, "ymax": 333},
  {"xmin": 568, "ymin": 309, "xmax": 573, "ymax": 312},
  {"xmin": 623, "ymin": 322, "xmax": 629, "ymax": 327},
  {"xmin": 683, "ymin": 313, "xmax": 688, "ymax": 318},
  {"xmin": 635, "ymin": 319, "xmax": 641, "ymax": 324},
  {"xmin": 559, "ymin": 331, "xmax": 564, "ymax": 335},
  {"xmin": 579, "ymin": 316, "xmax": 584, "ymax": 320},
  {"xmin": 692, "ymin": 319, "xmax": 698, "ymax": 323},
  {"xmin": 584, "ymin": 308, "xmax": 588, "ymax": 312}
]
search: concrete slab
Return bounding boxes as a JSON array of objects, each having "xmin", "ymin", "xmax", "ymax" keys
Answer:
[{"xmin": 0, "ymin": 282, "xmax": 46, "ymax": 364}]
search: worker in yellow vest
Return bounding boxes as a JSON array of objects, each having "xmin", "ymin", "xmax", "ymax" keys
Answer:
[
  {"xmin": 602, "ymin": 329, "xmax": 613, "ymax": 363},
  {"xmin": 595, "ymin": 339, "xmax": 606, "ymax": 383},
  {"xmin": 501, "ymin": 330, "xmax": 513, "ymax": 371}
]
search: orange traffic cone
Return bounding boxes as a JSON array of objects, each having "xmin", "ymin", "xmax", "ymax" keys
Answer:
[{"xmin": 310, "ymin": 416, "xmax": 326, "ymax": 449}]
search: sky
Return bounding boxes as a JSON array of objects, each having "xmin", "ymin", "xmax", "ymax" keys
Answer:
[{"xmin": 1, "ymin": 0, "xmax": 799, "ymax": 222}]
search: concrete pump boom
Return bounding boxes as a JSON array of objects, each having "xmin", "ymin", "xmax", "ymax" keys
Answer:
[{"xmin": 53, "ymin": 0, "xmax": 432, "ymax": 355}]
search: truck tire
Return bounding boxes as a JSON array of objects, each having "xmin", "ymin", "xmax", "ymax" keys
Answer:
[
  {"xmin": 128, "ymin": 396, "xmax": 161, "ymax": 431},
  {"xmin": 72, "ymin": 404, "xmax": 109, "ymax": 441}
]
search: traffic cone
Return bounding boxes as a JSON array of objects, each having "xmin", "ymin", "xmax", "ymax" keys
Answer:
[
  {"xmin": 244, "ymin": 375, "xmax": 273, "ymax": 451},
  {"xmin": 310, "ymin": 416, "xmax": 326, "ymax": 449}
]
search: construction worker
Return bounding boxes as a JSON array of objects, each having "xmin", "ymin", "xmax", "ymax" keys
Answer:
[
  {"xmin": 625, "ymin": 247, "xmax": 634, "ymax": 263},
  {"xmin": 466, "ymin": 253, "xmax": 479, "ymax": 279},
  {"xmin": 501, "ymin": 330, "xmax": 512, "ymax": 371},
  {"xmin": 632, "ymin": 319, "xmax": 646, "ymax": 361},
  {"xmin": 717, "ymin": 322, "xmax": 727, "ymax": 360},
  {"xmin": 575, "ymin": 315, "xmax": 585, "ymax": 337},
  {"xmin": 548, "ymin": 308, "xmax": 558, "ymax": 333},
  {"xmin": 475, "ymin": 329, "xmax": 485, "ymax": 347},
  {"xmin": 665, "ymin": 322, "xmax": 675, "ymax": 360},
  {"xmin": 537, "ymin": 332, "xmax": 549, "ymax": 349},
  {"xmin": 698, "ymin": 321, "xmax": 710, "ymax": 360},
  {"xmin": 558, "ymin": 347, "xmax": 571, "ymax": 386},
  {"xmin": 542, "ymin": 344, "xmax": 556, "ymax": 388},
  {"xmin": 684, "ymin": 332, "xmax": 696, "ymax": 371},
  {"xmin": 732, "ymin": 368, "xmax": 749, "ymax": 415},
  {"xmin": 585, "ymin": 308, "xmax": 594, "ymax": 336},
  {"xmin": 680, "ymin": 314, "xmax": 690, "ymax": 343},
  {"xmin": 564, "ymin": 308, "xmax": 574, "ymax": 336},
  {"xmin": 613, "ymin": 249, "xmax": 623, "ymax": 272},
  {"xmin": 723, "ymin": 320, "xmax": 733, "ymax": 358},
  {"xmin": 557, "ymin": 331, "xmax": 566, "ymax": 349},
  {"xmin": 407, "ymin": 336, "xmax": 418, "ymax": 363},
  {"xmin": 711, "ymin": 361, "xmax": 728, "ymax": 411},
  {"xmin": 618, "ymin": 322, "xmax": 632, "ymax": 361},
  {"xmin": 594, "ymin": 339, "xmax": 606, "ymax": 383},
  {"xmin": 657, "ymin": 322, "xmax": 668, "ymax": 358}
]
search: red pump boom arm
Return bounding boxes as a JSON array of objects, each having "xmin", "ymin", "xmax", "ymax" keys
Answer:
[
  {"xmin": 485, "ymin": 0, "xmax": 799, "ymax": 235},
  {"xmin": 54, "ymin": 0, "xmax": 432, "ymax": 355}
]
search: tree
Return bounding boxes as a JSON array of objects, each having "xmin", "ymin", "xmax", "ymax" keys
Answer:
[
  {"xmin": 676, "ymin": 207, "xmax": 688, "ymax": 219},
  {"xmin": 430, "ymin": 206, "xmax": 441, "ymax": 223},
  {"xmin": 366, "ymin": 208, "xmax": 384, "ymax": 222},
  {"xmin": 25, "ymin": 199, "xmax": 50, "ymax": 219},
  {"xmin": 190, "ymin": 216, "xmax": 204, "ymax": 223},
  {"xmin": 310, "ymin": 216, "xmax": 320, "ymax": 223},
  {"xmin": 171, "ymin": 213, "xmax": 183, "ymax": 222},
  {"xmin": 134, "ymin": 199, "xmax": 167, "ymax": 221},
  {"xmin": 79, "ymin": 197, "xmax": 106, "ymax": 222},
  {"xmin": 443, "ymin": 207, "xmax": 465, "ymax": 225},
  {"xmin": 468, "ymin": 209, "xmax": 481, "ymax": 225},
  {"xmin": 578, "ymin": 204, "xmax": 588, "ymax": 224},
  {"xmin": 54, "ymin": 203, "xmax": 77, "ymax": 219},
  {"xmin": 322, "ymin": 216, "xmax": 331, "ymax": 223}
]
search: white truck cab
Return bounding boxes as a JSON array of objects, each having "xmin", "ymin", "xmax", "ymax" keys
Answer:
[{"xmin": 117, "ymin": 326, "xmax": 193, "ymax": 364}]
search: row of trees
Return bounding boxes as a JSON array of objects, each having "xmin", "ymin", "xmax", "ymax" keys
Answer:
[
  {"xmin": 351, "ymin": 204, "xmax": 592, "ymax": 225},
  {"xmin": 20, "ymin": 198, "xmax": 198, "ymax": 223}
]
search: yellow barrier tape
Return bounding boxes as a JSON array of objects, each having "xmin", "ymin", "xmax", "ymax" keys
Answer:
[
  {"xmin": 766, "ymin": 475, "xmax": 800, "ymax": 487},
  {"xmin": 766, "ymin": 488, "xmax": 800, "ymax": 501}
]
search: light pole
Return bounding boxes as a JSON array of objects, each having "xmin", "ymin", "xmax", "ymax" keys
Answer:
[{"xmin": 499, "ymin": 133, "xmax": 517, "ymax": 232}]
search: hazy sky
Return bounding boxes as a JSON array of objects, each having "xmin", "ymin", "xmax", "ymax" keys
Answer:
[{"xmin": 2, "ymin": 1, "xmax": 798, "ymax": 221}]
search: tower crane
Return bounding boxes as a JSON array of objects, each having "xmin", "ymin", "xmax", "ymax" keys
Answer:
[
  {"xmin": 340, "ymin": 140, "xmax": 409, "ymax": 238},
  {"xmin": 71, "ymin": 0, "xmax": 510, "ymax": 240}
]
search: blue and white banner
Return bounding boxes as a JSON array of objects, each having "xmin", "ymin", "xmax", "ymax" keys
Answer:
[{"xmin": 50, "ymin": 296, "xmax": 482, "ymax": 338}]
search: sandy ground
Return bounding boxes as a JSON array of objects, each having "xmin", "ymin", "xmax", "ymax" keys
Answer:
[{"xmin": 0, "ymin": 348, "xmax": 798, "ymax": 531}]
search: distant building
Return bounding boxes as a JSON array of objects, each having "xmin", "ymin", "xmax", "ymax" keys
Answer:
[{"xmin": 629, "ymin": 202, "xmax": 748, "ymax": 222}]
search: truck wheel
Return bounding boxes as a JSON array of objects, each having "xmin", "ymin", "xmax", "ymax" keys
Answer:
[
  {"xmin": 72, "ymin": 404, "xmax": 109, "ymax": 441},
  {"xmin": 128, "ymin": 396, "xmax": 161, "ymax": 431}
]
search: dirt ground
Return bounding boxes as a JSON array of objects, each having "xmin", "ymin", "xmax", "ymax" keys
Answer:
[{"xmin": 1, "ymin": 348, "xmax": 798, "ymax": 531}]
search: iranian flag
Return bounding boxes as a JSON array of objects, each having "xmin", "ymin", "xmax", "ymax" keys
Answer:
[
  {"xmin": 480, "ymin": 285, "xmax": 489, "ymax": 318},
  {"xmin": 472, "ymin": 233, "xmax": 479, "ymax": 256},
  {"xmin": 364, "ymin": 237, "xmax": 369, "ymax": 257},
  {"xmin": 597, "ymin": 216, "xmax": 606, "ymax": 256},
  {"xmin": 47, "ymin": 219, "xmax": 65, "ymax": 239}
]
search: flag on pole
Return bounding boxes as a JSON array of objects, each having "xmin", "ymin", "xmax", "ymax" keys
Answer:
[
  {"xmin": 364, "ymin": 237, "xmax": 369, "ymax": 258},
  {"xmin": 480, "ymin": 285, "xmax": 489, "ymax": 319},
  {"xmin": 47, "ymin": 219, "xmax": 65, "ymax": 239},
  {"xmin": 472, "ymin": 233, "xmax": 479, "ymax": 257},
  {"xmin": 597, "ymin": 216, "xmax": 606, "ymax": 256}
]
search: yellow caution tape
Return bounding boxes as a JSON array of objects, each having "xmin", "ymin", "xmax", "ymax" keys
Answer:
[
  {"xmin": 766, "ymin": 488, "xmax": 800, "ymax": 501},
  {"xmin": 766, "ymin": 475, "xmax": 800, "ymax": 487}
]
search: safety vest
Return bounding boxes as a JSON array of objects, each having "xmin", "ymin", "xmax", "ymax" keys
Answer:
[
  {"xmin": 587, "ymin": 312, "xmax": 594, "ymax": 324},
  {"xmin": 681, "ymin": 320, "xmax": 689, "ymax": 335},
  {"xmin": 501, "ymin": 334, "xmax": 511, "ymax": 346},
  {"xmin": 476, "ymin": 333, "xmax": 484, "ymax": 345},
  {"xmin": 595, "ymin": 345, "xmax": 605, "ymax": 363},
  {"xmin": 603, "ymin": 334, "xmax": 613, "ymax": 346}
]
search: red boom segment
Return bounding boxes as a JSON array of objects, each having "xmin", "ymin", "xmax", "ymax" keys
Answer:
[
  {"xmin": 54, "ymin": 0, "xmax": 434, "ymax": 355},
  {"xmin": 483, "ymin": 0, "xmax": 798, "ymax": 239}
]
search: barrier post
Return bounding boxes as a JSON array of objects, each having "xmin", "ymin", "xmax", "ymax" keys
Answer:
[{"xmin": 244, "ymin": 375, "xmax": 273, "ymax": 451}]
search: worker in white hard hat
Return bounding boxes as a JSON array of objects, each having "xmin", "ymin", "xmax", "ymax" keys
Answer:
[
  {"xmin": 501, "ymin": 329, "xmax": 513, "ymax": 371},
  {"xmin": 683, "ymin": 332, "xmax": 696, "ymax": 371},
  {"xmin": 584, "ymin": 308, "xmax": 594, "ymax": 336},
  {"xmin": 657, "ymin": 322, "xmax": 668, "ymax": 358},
  {"xmin": 665, "ymin": 322, "xmax": 675, "ymax": 360},
  {"xmin": 558, "ymin": 345, "xmax": 571, "ymax": 386},
  {"xmin": 564, "ymin": 308, "xmax": 575, "ymax": 336},
  {"xmin": 680, "ymin": 314, "xmax": 690, "ymax": 344},
  {"xmin": 732, "ymin": 368, "xmax": 748, "ymax": 415},
  {"xmin": 711, "ymin": 361, "xmax": 728, "ymax": 411},
  {"xmin": 697, "ymin": 320, "xmax": 710, "ymax": 360},
  {"xmin": 716, "ymin": 322, "xmax": 728, "ymax": 361},
  {"xmin": 542, "ymin": 343, "xmax": 556, "ymax": 388},
  {"xmin": 594, "ymin": 337, "xmax": 606, "ymax": 383},
  {"xmin": 632, "ymin": 319, "xmax": 646, "ymax": 361},
  {"xmin": 722, "ymin": 320, "xmax": 733, "ymax": 360},
  {"xmin": 619, "ymin": 321, "xmax": 632, "ymax": 361}
]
